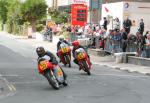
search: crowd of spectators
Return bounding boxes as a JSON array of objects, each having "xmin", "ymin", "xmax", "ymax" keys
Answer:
[{"xmin": 65, "ymin": 17, "xmax": 150, "ymax": 58}]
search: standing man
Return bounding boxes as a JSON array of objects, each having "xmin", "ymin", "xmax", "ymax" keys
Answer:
[
  {"xmin": 138, "ymin": 19, "xmax": 144, "ymax": 35},
  {"xmin": 121, "ymin": 29, "xmax": 128, "ymax": 52},
  {"xmin": 123, "ymin": 17, "xmax": 132, "ymax": 34},
  {"xmin": 103, "ymin": 17, "xmax": 108, "ymax": 31}
]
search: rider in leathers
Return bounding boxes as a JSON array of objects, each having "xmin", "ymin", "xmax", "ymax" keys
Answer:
[
  {"xmin": 72, "ymin": 41, "xmax": 91, "ymax": 70},
  {"xmin": 57, "ymin": 38, "xmax": 70, "ymax": 51},
  {"xmin": 57, "ymin": 38, "xmax": 71, "ymax": 62},
  {"xmin": 36, "ymin": 46, "xmax": 67, "ymax": 79}
]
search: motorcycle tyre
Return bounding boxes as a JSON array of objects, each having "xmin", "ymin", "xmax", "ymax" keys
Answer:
[
  {"xmin": 64, "ymin": 55, "xmax": 71, "ymax": 68},
  {"xmin": 45, "ymin": 70, "xmax": 60, "ymax": 90},
  {"xmin": 63, "ymin": 79, "xmax": 68, "ymax": 86},
  {"xmin": 82, "ymin": 61, "xmax": 91, "ymax": 76}
]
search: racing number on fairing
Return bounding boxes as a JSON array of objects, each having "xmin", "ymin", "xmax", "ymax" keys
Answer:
[
  {"xmin": 62, "ymin": 47, "xmax": 67, "ymax": 53},
  {"xmin": 78, "ymin": 52, "xmax": 84, "ymax": 59},
  {"xmin": 40, "ymin": 61, "xmax": 47, "ymax": 70}
]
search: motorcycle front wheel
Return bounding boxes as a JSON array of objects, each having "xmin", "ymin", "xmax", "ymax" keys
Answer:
[
  {"xmin": 44, "ymin": 70, "xmax": 60, "ymax": 90},
  {"xmin": 64, "ymin": 55, "xmax": 71, "ymax": 67},
  {"xmin": 82, "ymin": 61, "xmax": 91, "ymax": 75},
  {"xmin": 63, "ymin": 79, "xmax": 68, "ymax": 86}
]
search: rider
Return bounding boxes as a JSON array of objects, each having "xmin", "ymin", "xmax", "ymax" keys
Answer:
[
  {"xmin": 72, "ymin": 41, "xmax": 91, "ymax": 70},
  {"xmin": 36, "ymin": 46, "xmax": 67, "ymax": 79},
  {"xmin": 57, "ymin": 37, "xmax": 71, "ymax": 62},
  {"xmin": 57, "ymin": 37, "xmax": 70, "ymax": 51}
]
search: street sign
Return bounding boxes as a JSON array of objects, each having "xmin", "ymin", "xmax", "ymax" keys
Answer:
[{"xmin": 71, "ymin": 4, "xmax": 87, "ymax": 26}]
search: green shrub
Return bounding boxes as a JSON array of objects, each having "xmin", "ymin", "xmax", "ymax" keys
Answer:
[{"xmin": 36, "ymin": 24, "xmax": 44, "ymax": 32}]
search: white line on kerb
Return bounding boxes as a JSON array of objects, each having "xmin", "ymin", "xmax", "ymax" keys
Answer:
[{"xmin": 94, "ymin": 73, "xmax": 149, "ymax": 78}]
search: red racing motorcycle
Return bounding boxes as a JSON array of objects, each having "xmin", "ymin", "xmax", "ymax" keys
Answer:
[
  {"xmin": 75, "ymin": 48, "xmax": 92, "ymax": 75},
  {"xmin": 38, "ymin": 56, "xmax": 68, "ymax": 90},
  {"xmin": 57, "ymin": 43, "xmax": 71, "ymax": 67}
]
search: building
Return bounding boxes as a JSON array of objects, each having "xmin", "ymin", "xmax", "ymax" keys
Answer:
[{"xmin": 46, "ymin": 0, "xmax": 150, "ymax": 24}]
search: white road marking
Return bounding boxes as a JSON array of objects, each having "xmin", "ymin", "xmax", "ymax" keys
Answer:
[
  {"xmin": 11, "ymin": 81, "xmax": 47, "ymax": 84},
  {"xmin": 10, "ymin": 84, "xmax": 16, "ymax": 91},
  {"xmin": 1, "ymin": 78, "xmax": 16, "ymax": 92},
  {"xmin": 7, "ymin": 84, "xmax": 13, "ymax": 91},
  {"xmin": 0, "ymin": 75, "xmax": 20, "ymax": 77}
]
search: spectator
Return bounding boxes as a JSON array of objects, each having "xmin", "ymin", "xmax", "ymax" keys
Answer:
[
  {"xmin": 111, "ymin": 31, "xmax": 122, "ymax": 53},
  {"xmin": 92, "ymin": 24, "xmax": 96, "ymax": 32},
  {"xmin": 66, "ymin": 26, "xmax": 72, "ymax": 32},
  {"xmin": 123, "ymin": 17, "xmax": 132, "ymax": 34},
  {"xmin": 99, "ymin": 29, "xmax": 106, "ymax": 50},
  {"xmin": 138, "ymin": 19, "xmax": 144, "ymax": 35},
  {"xmin": 136, "ymin": 31, "xmax": 143, "ymax": 57},
  {"xmin": 84, "ymin": 24, "xmax": 89, "ymax": 36},
  {"xmin": 121, "ymin": 29, "xmax": 128, "ymax": 52},
  {"xmin": 103, "ymin": 17, "xmax": 108, "ymax": 31},
  {"xmin": 141, "ymin": 31, "xmax": 149, "ymax": 57},
  {"xmin": 127, "ymin": 34, "xmax": 137, "ymax": 52},
  {"xmin": 145, "ymin": 33, "xmax": 150, "ymax": 58},
  {"xmin": 113, "ymin": 17, "xmax": 120, "ymax": 32},
  {"xmin": 77, "ymin": 26, "xmax": 83, "ymax": 36},
  {"xmin": 105, "ymin": 29, "xmax": 113, "ymax": 51},
  {"xmin": 96, "ymin": 24, "xmax": 100, "ymax": 31}
]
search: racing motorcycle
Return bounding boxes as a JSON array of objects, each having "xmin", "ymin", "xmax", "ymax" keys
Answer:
[
  {"xmin": 57, "ymin": 43, "xmax": 71, "ymax": 67},
  {"xmin": 75, "ymin": 48, "xmax": 92, "ymax": 75},
  {"xmin": 38, "ymin": 56, "xmax": 68, "ymax": 90}
]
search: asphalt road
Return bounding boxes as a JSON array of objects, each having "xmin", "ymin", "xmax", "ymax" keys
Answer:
[{"xmin": 0, "ymin": 34, "xmax": 150, "ymax": 103}]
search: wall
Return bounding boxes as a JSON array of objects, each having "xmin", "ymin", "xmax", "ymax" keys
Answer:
[
  {"xmin": 57, "ymin": 0, "xmax": 70, "ymax": 6},
  {"xmin": 128, "ymin": 56, "xmax": 150, "ymax": 67},
  {"xmin": 124, "ymin": 2, "xmax": 150, "ymax": 34}
]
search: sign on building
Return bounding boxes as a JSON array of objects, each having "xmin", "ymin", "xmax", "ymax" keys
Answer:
[
  {"xmin": 71, "ymin": 4, "xmax": 88, "ymax": 26},
  {"xmin": 72, "ymin": 0, "xmax": 87, "ymax": 4}
]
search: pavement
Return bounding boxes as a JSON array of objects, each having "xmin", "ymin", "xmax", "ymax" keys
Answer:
[{"xmin": 0, "ymin": 31, "xmax": 150, "ymax": 77}]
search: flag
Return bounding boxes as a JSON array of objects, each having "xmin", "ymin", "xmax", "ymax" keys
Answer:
[{"xmin": 104, "ymin": 7, "xmax": 109, "ymax": 12}]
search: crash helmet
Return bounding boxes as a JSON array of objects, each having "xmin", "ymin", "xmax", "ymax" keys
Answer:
[
  {"xmin": 59, "ymin": 36, "xmax": 65, "ymax": 41},
  {"xmin": 36, "ymin": 46, "xmax": 45, "ymax": 57},
  {"xmin": 72, "ymin": 40, "xmax": 80, "ymax": 47}
]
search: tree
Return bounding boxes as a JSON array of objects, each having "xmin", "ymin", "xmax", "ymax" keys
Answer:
[
  {"xmin": 48, "ymin": 8, "xmax": 70, "ymax": 24},
  {"xmin": 7, "ymin": 0, "xmax": 22, "ymax": 33},
  {"xmin": 21, "ymin": 0, "xmax": 47, "ymax": 32},
  {"xmin": 0, "ymin": 0, "xmax": 8, "ymax": 30}
]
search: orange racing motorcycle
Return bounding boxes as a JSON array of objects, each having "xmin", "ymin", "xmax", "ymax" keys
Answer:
[
  {"xmin": 75, "ymin": 48, "xmax": 92, "ymax": 75},
  {"xmin": 57, "ymin": 43, "xmax": 71, "ymax": 67},
  {"xmin": 38, "ymin": 56, "xmax": 68, "ymax": 90}
]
